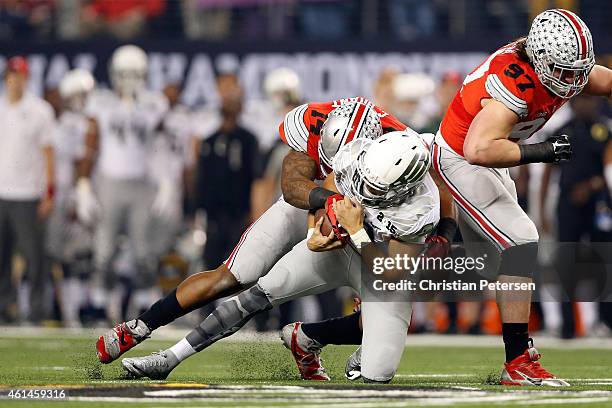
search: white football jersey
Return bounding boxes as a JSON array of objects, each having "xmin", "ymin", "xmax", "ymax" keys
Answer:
[
  {"xmin": 149, "ymin": 104, "xmax": 194, "ymax": 185},
  {"xmin": 53, "ymin": 111, "xmax": 90, "ymax": 197},
  {"xmin": 333, "ymin": 138, "xmax": 440, "ymax": 243},
  {"xmin": 87, "ymin": 89, "xmax": 168, "ymax": 180}
]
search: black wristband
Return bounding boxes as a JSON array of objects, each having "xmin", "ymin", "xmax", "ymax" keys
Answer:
[
  {"xmin": 518, "ymin": 142, "xmax": 555, "ymax": 164},
  {"xmin": 308, "ymin": 187, "xmax": 336, "ymax": 210},
  {"xmin": 434, "ymin": 217, "xmax": 458, "ymax": 242}
]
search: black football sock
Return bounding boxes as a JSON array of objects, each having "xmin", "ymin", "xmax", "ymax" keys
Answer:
[
  {"xmin": 301, "ymin": 312, "xmax": 362, "ymax": 346},
  {"xmin": 502, "ymin": 323, "xmax": 529, "ymax": 362},
  {"xmin": 138, "ymin": 289, "xmax": 186, "ymax": 332}
]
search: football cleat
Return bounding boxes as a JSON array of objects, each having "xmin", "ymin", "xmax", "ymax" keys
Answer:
[
  {"xmin": 96, "ymin": 319, "xmax": 150, "ymax": 364},
  {"xmin": 500, "ymin": 340, "xmax": 569, "ymax": 387},
  {"xmin": 345, "ymin": 346, "xmax": 362, "ymax": 380},
  {"xmin": 280, "ymin": 322, "xmax": 330, "ymax": 381},
  {"xmin": 122, "ymin": 350, "xmax": 179, "ymax": 380}
]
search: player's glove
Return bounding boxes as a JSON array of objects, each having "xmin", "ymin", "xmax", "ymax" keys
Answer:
[
  {"xmin": 75, "ymin": 177, "xmax": 100, "ymax": 226},
  {"xmin": 325, "ymin": 194, "xmax": 349, "ymax": 243},
  {"xmin": 548, "ymin": 134, "xmax": 572, "ymax": 162},
  {"xmin": 518, "ymin": 134, "xmax": 572, "ymax": 164}
]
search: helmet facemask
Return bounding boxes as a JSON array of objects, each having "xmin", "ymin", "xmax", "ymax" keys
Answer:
[
  {"xmin": 351, "ymin": 150, "xmax": 418, "ymax": 209},
  {"xmin": 530, "ymin": 49, "xmax": 594, "ymax": 98}
]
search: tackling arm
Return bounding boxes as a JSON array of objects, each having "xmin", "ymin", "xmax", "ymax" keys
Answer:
[
  {"xmin": 463, "ymin": 99, "xmax": 522, "ymax": 167},
  {"xmin": 280, "ymin": 150, "xmax": 319, "ymax": 209},
  {"xmin": 464, "ymin": 99, "xmax": 571, "ymax": 167}
]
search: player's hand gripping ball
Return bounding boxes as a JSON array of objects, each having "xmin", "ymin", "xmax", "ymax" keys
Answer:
[
  {"xmin": 325, "ymin": 194, "xmax": 349, "ymax": 243},
  {"xmin": 308, "ymin": 194, "xmax": 348, "ymax": 252}
]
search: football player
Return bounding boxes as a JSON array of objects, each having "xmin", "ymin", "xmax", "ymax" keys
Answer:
[
  {"xmin": 87, "ymin": 45, "xmax": 169, "ymax": 323},
  {"xmin": 430, "ymin": 9, "xmax": 612, "ymax": 386},
  {"xmin": 120, "ymin": 131, "xmax": 438, "ymax": 383},
  {"xmin": 96, "ymin": 98, "xmax": 393, "ymax": 363},
  {"xmin": 96, "ymin": 94, "xmax": 457, "ymax": 364},
  {"xmin": 46, "ymin": 68, "xmax": 98, "ymax": 327}
]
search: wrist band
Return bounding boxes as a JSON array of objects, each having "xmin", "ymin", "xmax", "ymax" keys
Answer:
[
  {"xmin": 350, "ymin": 228, "xmax": 371, "ymax": 249},
  {"xmin": 434, "ymin": 217, "xmax": 457, "ymax": 243},
  {"xmin": 518, "ymin": 142, "xmax": 555, "ymax": 164},
  {"xmin": 308, "ymin": 187, "xmax": 336, "ymax": 210}
]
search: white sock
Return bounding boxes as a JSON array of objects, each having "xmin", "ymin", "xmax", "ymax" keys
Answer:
[{"xmin": 169, "ymin": 338, "xmax": 196, "ymax": 362}]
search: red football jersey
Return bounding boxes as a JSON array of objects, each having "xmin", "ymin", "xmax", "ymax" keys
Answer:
[
  {"xmin": 440, "ymin": 42, "xmax": 568, "ymax": 156},
  {"xmin": 279, "ymin": 96, "xmax": 408, "ymax": 179}
]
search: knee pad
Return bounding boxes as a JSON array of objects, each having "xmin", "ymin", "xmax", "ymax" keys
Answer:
[
  {"xmin": 238, "ymin": 284, "xmax": 273, "ymax": 314},
  {"xmin": 497, "ymin": 242, "xmax": 538, "ymax": 278},
  {"xmin": 187, "ymin": 284, "xmax": 272, "ymax": 351}
]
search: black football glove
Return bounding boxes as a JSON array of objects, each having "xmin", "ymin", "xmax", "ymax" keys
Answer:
[
  {"xmin": 519, "ymin": 134, "xmax": 572, "ymax": 164},
  {"xmin": 548, "ymin": 134, "xmax": 572, "ymax": 163}
]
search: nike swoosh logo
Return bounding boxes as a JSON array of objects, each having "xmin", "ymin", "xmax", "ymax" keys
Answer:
[{"xmin": 519, "ymin": 372, "xmax": 543, "ymax": 385}]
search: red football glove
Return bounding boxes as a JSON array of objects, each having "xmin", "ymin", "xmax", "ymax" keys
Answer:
[{"xmin": 325, "ymin": 194, "xmax": 349, "ymax": 243}]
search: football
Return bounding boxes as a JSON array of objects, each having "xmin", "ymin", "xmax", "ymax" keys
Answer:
[{"xmin": 314, "ymin": 207, "xmax": 334, "ymax": 237}]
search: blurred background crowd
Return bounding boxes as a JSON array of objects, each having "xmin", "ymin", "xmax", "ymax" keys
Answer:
[
  {"xmin": 0, "ymin": 0, "xmax": 611, "ymax": 341},
  {"xmin": 1, "ymin": 0, "xmax": 611, "ymax": 41}
]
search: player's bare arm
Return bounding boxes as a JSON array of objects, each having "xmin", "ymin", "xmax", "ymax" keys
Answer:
[
  {"xmin": 584, "ymin": 65, "xmax": 612, "ymax": 98},
  {"xmin": 280, "ymin": 150, "xmax": 320, "ymax": 209},
  {"xmin": 463, "ymin": 99, "xmax": 522, "ymax": 167},
  {"xmin": 464, "ymin": 99, "xmax": 571, "ymax": 168}
]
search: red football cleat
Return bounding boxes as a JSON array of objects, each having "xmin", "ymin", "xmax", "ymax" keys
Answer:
[
  {"xmin": 280, "ymin": 322, "xmax": 330, "ymax": 381},
  {"xmin": 500, "ymin": 340, "xmax": 569, "ymax": 386},
  {"xmin": 96, "ymin": 319, "xmax": 150, "ymax": 364}
]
